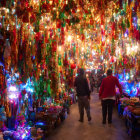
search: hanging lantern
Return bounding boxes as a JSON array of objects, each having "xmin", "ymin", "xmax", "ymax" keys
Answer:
[
  {"xmin": 57, "ymin": 20, "xmax": 61, "ymax": 28},
  {"xmin": 71, "ymin": 63, "xmax": 76, "ymax": 69},
  {"xmin": 35, "ymin": 32, "xmax": 41, "ymax": 41}
]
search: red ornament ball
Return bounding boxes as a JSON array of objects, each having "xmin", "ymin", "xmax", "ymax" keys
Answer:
[{"xmin": 71, "ymin": 64, "xmax": 76, "ymax": 69}]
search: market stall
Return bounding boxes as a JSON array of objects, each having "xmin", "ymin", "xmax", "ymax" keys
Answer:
[
  {"xmin": 118, "ymin": 97, "xmax": 140, "ymax": 139},
  {"xmin": 0, "ymin": 0, "xmax": 140, "ymax": 139},
  {"xmin": 117, "ymin": 70, "xmax": 140, "ymax": 139}
]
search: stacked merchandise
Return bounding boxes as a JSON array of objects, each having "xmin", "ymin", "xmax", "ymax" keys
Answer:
[
  {"xmin": 0, "ymin": 71, "xmax": 73, "ymax": 140},
  {"xmin": 116, "ymin": 70, "xmax": 140, "ymax": 138},
  {"xmin": 118, "ymin": 96, "xmax": 140, "ymax": 139}
]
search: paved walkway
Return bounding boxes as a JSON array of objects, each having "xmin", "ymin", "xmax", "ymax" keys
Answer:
[{"xmin": 47, "ymin": 92, "xmax": 130, "ymax": 140}]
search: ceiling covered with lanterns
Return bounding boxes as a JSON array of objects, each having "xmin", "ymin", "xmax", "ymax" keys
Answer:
[{"xmin": 0, "ymin": 0, "xmax": 140, "ymax": 71}]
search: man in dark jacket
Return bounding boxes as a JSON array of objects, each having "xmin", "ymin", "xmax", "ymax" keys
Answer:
[
  {"xmin": 74, "ymin": 68, "xmax": 91, "ymax": 122},
  {"xmin": 99, "ymin": 69, "xmax": 122, "ymax": 125}
]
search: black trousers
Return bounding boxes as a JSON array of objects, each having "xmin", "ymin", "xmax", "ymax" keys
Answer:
[{"xmin": 101, "ymin": 99, "xmax": 115, "ymax": 124}]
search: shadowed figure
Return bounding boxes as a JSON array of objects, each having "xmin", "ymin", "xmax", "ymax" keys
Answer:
[{"xmin": 74, "ymin": 68, "xmax": 91, "ymax": 122}]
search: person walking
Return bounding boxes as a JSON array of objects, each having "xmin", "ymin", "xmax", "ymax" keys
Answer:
[
  {"xmin": 90, "ymin": 75, "xmax": 95, "ymax": 93},
  {"xmin": 74, "ymin": 68, "xmax": 91, "ymax": 122},
  {"xmin": 99, "ymin": 69, "xmax": 122, "ymax": 126},
  {"xmin": 99, "ymin": 73, "xmax": 106, "ymax": 86}
]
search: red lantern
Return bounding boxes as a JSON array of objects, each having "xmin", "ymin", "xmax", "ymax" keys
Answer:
[
  {"xmin": 110, "ymin": 56, "xmax": 114, "ymax": 63},
  {"xmin": 112, "ymin": 22, "xmax": 115, "ymax": 31},
  {"xmin": 71, "ymin": 9, "xmax": 75, "ymax": 14},
  {"xmin": 52, "ymin": 41, "xmax": 57, "ymax": 52},
  {"xmin": 81, "ymin": 34, "xmax": 85, "ymax": 41},
  {"xmin": 124, "ymin": 58, "xmax": 127, "ymax": 65},
  {"xmin": 45, "ymin": 37, "xmax": 49, "ymax": 43},
  {"xmin": 57, "ymin": 20, "xmax": 61, "ymax": 28},
  {"xmin": 84, "ymin": 9, "xmax": 89, "ymax": 14},
  {"xmin": 90, "ymin": 19, "xmax": 94, "ymax": 25},
  {"xmin": 71, "ymin": 63, "xmax": 76, "ymax": 69},
  {"xmin": 35, "ymin": 32, "xmax": 41, "ymax": 41}
]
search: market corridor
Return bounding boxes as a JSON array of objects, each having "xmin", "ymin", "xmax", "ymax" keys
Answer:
[{"xmin": 47, "ymin": 92, "xmax": 130, "ymax": 140}]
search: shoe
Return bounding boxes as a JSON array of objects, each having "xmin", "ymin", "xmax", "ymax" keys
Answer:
[
  {"xmin": 79, "ymin": 119, "xmax": 83, "ymax": 122},
  {"xmin": 88, "ymin": 117, "xmax": 92, "ymax": 122}
]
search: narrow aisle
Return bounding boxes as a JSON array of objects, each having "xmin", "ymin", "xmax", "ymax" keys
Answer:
[{"xmin": 47, "ymin": 92, "xmax": 130, "ymax": 140}]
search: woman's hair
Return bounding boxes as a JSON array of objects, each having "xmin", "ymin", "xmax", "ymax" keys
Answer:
[{"xmin": 107, "ymin": 69, "xmax": 112, "ymax": 76}]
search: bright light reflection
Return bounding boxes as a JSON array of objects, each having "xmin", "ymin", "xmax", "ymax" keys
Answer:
[
  {"xmin": 68, "ymin": 35, "xmax": 72, "ymax": 42},
  {"xmin": 9, "ymin": 93, "xmax": 17, "ymax": 99},
  {"xmin": 9, "ymin": 86, "xmax": 18, "ymax": 92}
]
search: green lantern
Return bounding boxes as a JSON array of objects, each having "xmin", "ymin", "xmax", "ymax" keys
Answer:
[
  {"xmin": 58, "ymin": 55, "xmax": 62, "ymax": 66},
  {"xmin": 47, "ymin": 79, "xmax": 51, "ymax": 96}
]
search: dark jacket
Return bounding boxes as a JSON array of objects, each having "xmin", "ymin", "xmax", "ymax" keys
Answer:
[{"xmin": 74, "ymin": 75, "xmax": 90, "ymax": 97}]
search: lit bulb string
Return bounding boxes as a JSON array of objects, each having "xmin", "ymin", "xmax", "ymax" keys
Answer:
[
  {"xmin": 0, "ymin": 1, "xmax": 139, "ymax": 137},
  {"xmin": 0, "ymin": 0, "xmax": 139, "ymax": 103},
  {"xmin": 0, "ymin": 4, "xmax": 139, "ymax": 71}
]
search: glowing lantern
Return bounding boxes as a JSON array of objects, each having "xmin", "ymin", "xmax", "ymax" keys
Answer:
[
  {"xmin": 8, "ymin": 85, "xmax": 19, "ymax": 101},
  {"xmin": 71, "ymin": 63, "xmax": 76, "ymax": 69}
]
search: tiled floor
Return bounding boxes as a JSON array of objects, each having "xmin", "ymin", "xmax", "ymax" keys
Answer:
[{"xmin": 46, "ymin": 92, "xmax": 131, "ymax": 140}]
